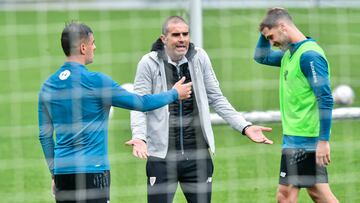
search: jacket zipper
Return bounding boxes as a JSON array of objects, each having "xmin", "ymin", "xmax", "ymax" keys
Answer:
[
  {"xmin": 177, "ymin": 66, "xmax": 184, "ymax": 155},
  {"xmin": 179, "ymin": 100, "xmax": 184, "ymax": 155}
]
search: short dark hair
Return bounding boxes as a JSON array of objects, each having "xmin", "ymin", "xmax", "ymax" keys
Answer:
[
  {"xmin": 162, "ymin": 16, "xmax": 188, "ymax": 35},
  {"xmin": 259, "ymin": 7, "xmax": 293, "ymax": 32},
  {"xmin": 61, "ymin": 21, "xmax": 93, "ymax": 56}
]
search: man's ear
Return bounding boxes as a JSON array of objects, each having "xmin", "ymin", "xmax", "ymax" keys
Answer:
[
  {"xmin": 278, "ymin": 21, "xmax": 287, "ymax": 32},
  {"xmin": 80, "ymin": 43, "xmax": 86, "ymax": 55},
  {"xmin": 160, "ymin": 34, "xmax": 166, "ymax": 44}
]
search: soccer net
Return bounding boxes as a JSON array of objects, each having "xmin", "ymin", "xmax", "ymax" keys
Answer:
[{"xmin": 0, "ymin": 1, "xmax": 360, "ymax": 202}]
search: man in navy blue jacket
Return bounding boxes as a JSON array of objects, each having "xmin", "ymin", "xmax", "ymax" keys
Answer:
[{"xmin": 38, "ymin": 21, "xmax": 192, "ymax": 203}]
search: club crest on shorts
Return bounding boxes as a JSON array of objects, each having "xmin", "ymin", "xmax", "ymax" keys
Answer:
[
  {"xmin": 149, "ymin": 177, "xmax": 156, "ymax": 186},
  {"xmin": 206, "ymin": 177, "xmax": 212, "ymax": 183},
  {"xmin": 280, "ymin": 172, "xmax": 287, "ymax": 177}
]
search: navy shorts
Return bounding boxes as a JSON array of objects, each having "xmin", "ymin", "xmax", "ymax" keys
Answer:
[
  {"xmin": 54, "ymin": 171, "xmax": 110, "ymax": 203},
  {"xmin": 279, "ymin": 148, "xmax": 328, "ymax": 188}
]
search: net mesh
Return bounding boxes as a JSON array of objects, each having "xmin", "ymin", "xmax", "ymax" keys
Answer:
[{"xmin": 0, "ymin": 1, "xmax": 359, "ymax": 202}]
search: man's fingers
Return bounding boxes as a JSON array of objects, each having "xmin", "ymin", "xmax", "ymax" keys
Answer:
[
  {"xmin": 184, "ymin": 82, "xmax": 192, "ymax": 87},
  {"xmin": 174, "ymin": 78, "xmax": 193, "ymax": 100},
  {"xmin": 323, "ymin": 156, "xmax": 329, "ymax": 166},
  {"xmin": 326, "ymin": 153, "xmax": 331, "ymax": 163},
  {"xmin": 324, "ymin": 154, "xmax": 331, "ymax": 165},
  {"xmin": 323, "ymin": 157, "xmax": 329, "ymax": 166},
  {"xmin": 135, "ymin": 150, "xmax": 148, "ymax": 159},
  {"xmin": 137, "ymin": 150, "xmax": 144, "ymax": 159},
  {"xmin": 127, "ymin": 139, "xmax": 148, "ymax": 159},
  {"xmin": 263, "ymin": 138, "xmax": 273, "ymax": 144},
  {"xmin": 246, "ymin": 131, "xmax": 273, "ymax": 144},
  {"xmin": 186, "ymin": 91, "xmax": 192, "ymax": 98},
  {"xmin": 316, "ymin": 155, "xmax": 328, "ymax": 167},
  {"xmin": 125, "ymin": 140, "xmax": 135, "ymax": 146},
  {"xmin": 320, "ymin": 156, "xmax": 324, "ymax": 166},
  {"xmin": 316, "ymin": 153, "xmax": 331, "ymax": 167},
  {"xmin": 316, "ymin": 156, "xmax": 323, "ymax": 167},
  {"xmin": 175, "ymin": 76, "xmax": 186, "ymax": 85},
  {"xmin": 183, "ymin": 82, "xmax": 192, "ymax": 98},
  {"xmin": 260, "ymin": 127, "xmax": 272, "ymax": 132},
  {"xmin": 133, "ymin": 150, "xmax": 139, "ymax": 158},
  {"xmin": 250, "ymin": 135, "xmax": 263, "ymax": 142},
  {"xmin": 141, "ymin": 152, "xmax": 148, "ymax": 159},
  {"xmin": 135, "ymin": 150, "xmax": 144, "ymax": 159}
]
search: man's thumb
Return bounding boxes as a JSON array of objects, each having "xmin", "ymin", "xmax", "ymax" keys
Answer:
[
  {"xmin": 176, "ymin": 76, "xmax": 186, "ymax": 85},
  {"xmin": 125, "ymin": 140, "xmax": 134, "ymax": 146}
]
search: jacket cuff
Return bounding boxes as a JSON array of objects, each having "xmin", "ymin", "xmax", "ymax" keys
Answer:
[
  {"xmin": 132, "ymin": 134, "xmax": 147, "ymax": 142},
  {"xmin": 241, "ymin": 124, "xmax": 253, "ymax": 135}
]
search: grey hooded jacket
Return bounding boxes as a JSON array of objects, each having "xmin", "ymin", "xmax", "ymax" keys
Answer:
[{"xmin": 130, "ymin": 43, "xmax": 251, "ymax": 159}]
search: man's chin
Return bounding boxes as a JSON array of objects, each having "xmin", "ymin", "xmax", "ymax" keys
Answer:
[
  {"xmin": 85, "ymin": 60, "xmax": 93, "ymax": 65},
  {"xmin": 280, "ymin": 45, "xmax": 289, "ymax": 52},
  {"xmin": 175, "ymin": 51, "xmax": 187, "ymax": 57}
]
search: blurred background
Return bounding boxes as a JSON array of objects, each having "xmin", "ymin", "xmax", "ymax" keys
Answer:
[{"xmin": 0, "ymin": 0, "xmax": 359, "ymax": 202}]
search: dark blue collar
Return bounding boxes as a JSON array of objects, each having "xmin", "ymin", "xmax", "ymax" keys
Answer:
[{"xmin": 289, "ymin": 37, "xmax": 315, "ymax": 56}]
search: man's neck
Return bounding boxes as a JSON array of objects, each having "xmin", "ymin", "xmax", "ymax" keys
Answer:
[
  {"xmin": 290, "ymin": 27, "xmax": 307, "ymax": 44},
  {"xmin": 66, "ymin": 56, "xmax": 86, "ymax": 65},
  {"xmin": 167, "ymin": 54, "xmax": 187, "ymax": 67}
]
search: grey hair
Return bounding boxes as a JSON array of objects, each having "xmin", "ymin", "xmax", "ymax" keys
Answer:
[{"xmin": 162, "ymin": 16, "xmax": 188, "ymax": 35}]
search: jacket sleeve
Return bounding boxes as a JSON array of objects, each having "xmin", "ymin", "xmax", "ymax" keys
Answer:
[
  {"xmin": 130, "ymin": 55, "xmax": 154, "ymax": 141},
  {"xmin": 38, "ymin": 91, "xmax": 55, "ymax": 175},
  {"xmin": 198, "ymin": 48, "xmax": 252, "ymax": 133}
]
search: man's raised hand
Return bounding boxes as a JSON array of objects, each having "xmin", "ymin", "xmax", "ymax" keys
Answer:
[{"xmin": 173, "ymin": 76, "xmax": 192, "ymax": 100}]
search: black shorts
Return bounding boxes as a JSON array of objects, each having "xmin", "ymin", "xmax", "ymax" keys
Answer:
[
  {"xmin": 54, "ymin": 171, "xmax": 110, "ymax": 203},
  {"xmin": 279, "ymin": 148, "xmax": 328, "ymax": 188},
  {"xmin": 146, "ymin": 150, "xmax": 214, "ymax": 203}
]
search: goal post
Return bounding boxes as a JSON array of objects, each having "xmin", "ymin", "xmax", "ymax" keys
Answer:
[
  {"xmin": 189, "ymin": 0, "xmax": 203, "ymax": 48},
  {"xmin": 210, "ymin": 107, "xmax": 360, "ymax": 124}
]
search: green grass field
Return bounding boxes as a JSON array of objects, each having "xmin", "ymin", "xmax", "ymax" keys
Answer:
[{"xmin": 0, "ymin": 8, "xmax": 359, "ymax": 202}]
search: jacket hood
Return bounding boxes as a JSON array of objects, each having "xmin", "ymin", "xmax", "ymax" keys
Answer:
[{"xmin": 150, "ymin": 38, "xmax": 197, "ymax": 60}]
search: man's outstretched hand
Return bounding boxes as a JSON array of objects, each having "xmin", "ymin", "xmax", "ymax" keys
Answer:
[
  {"xmin": 125, "ymin": 138, "xmax": 148, "ymax": 159},
  {"xmin": 244, "ymin": 125, "xmax": 273, "ymax": 144}
]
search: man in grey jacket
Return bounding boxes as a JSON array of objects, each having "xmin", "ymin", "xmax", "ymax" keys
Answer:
[{"xmin": 126, "ymin": 16, "xmax": 273, "ymax": 203}]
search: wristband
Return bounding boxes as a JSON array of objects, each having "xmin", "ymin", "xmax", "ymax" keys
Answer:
[{"xmin": 242, "ymin": 125, "xmax": 252, "ymax": 135}]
